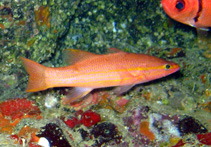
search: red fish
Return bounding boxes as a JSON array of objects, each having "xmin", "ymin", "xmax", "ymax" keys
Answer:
[
  {"xmin": 21, "ymin": 48, "xmax": 180, "ymax": 104},
  {"xmin": 161, "ymin": 0, "xmax": 211, "ymax": 30}
]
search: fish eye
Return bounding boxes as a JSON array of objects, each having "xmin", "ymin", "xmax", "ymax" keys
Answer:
[
  {"xmin": 165, "ymin": 64, "xmax": 171, "ymax": 70},
  {"xmin": 176, "ymin": 0, "xmax": 185, "ymax": 10}
]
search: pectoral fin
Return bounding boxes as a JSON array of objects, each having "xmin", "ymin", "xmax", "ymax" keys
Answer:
[
  {"xmin": 113, "ymin": 67, "xmax": 145, "ymax": 95},
  {"xmin": 62, "ymin": 87, "xmax": 93, "ymax": 104}
]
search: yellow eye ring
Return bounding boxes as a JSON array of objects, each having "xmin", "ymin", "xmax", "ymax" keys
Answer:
[{"xmin": 165, "ymin": 64, "xmax": 171, "ymax": 70}]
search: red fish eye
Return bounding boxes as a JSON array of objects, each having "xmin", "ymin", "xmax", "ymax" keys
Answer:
[{"xmin": 176, "ymin": 0, "xmax": 185, "ymax": 10}]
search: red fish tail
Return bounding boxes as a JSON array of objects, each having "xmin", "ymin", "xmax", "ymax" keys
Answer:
[{"xmin": 21, "ymin": 57, "xmax": 48, "ymax": 92}]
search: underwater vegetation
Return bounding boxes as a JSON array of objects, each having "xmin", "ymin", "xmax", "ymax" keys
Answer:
[{"xmin": 0, "ymin": 0, "xmax": 210, "ymax": 146}]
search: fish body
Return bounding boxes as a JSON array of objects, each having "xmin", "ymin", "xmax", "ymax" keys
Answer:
[
  {"xmin": 21, "ymin": 49, "xmax": 180, "ymax": 104},
  {"xmin": 161, "ymin": 0, "xmax": 211, "ymax": 30}
]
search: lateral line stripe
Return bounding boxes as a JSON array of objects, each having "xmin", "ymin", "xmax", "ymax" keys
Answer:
[{"xmin": 76, "ymin": 66, "xmax": 163, "ymax": 76}]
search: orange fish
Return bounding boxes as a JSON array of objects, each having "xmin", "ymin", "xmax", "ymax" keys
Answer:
[
  {"xmin": 161, "ymin": 0, "xmax": 211, "ymax": 30},
  {"xmin": 21, "ymin": 48, "xmax": 180, "ymax": 104}
]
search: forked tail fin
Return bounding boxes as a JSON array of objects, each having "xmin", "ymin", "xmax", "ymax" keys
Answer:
[{"xmin": 21, "ymin": 57, "xmax": 48, "ymax": 92}]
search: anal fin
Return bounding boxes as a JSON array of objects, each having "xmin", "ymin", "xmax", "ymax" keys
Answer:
[{"xmin": 62, "ymin": 87, "xmax": 93, "ymax": 104}]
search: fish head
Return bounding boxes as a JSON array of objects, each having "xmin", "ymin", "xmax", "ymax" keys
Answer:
[
  {"xmin": 155, "ymin": 60, "xmax": 180, "ymax": 78},
  {"xmin": 139, "ymin": 57, "xmax": 180, "ymax": 82},
  {"xmin": 161, "ymin": 0, "xmax": 199, "ymax": 27}
]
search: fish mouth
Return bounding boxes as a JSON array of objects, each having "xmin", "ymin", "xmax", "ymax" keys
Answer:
[
  {"xmin": 161, "ymin": 0, "xmax": 174, "ymax": 16},
  {"xmin": 161, "ymin": 0, "xmax": 167, "ymax": 8},
  {"xmin": 161, "ymin": 1, "xmax": 169, "ymax": 12},
  {"xmin": 171, "ymin": 63, "xmax": 180, "ymax": 73}
]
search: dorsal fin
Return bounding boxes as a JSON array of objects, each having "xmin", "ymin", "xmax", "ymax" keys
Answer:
[
  {"xmin": 107, "ymin": 48, "xmax": 125, "ymax": 54},
  {"xmin": 63, "ymin": 49, "xmax": 99, "ymax": 65}
]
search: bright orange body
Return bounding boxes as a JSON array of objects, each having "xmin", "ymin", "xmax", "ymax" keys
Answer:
[
  {"xmin": 21, "ymin": 49, "xmax": 180, "ymax": 104},
  {"xmin": 161, "ymin": 0, "xmax": 211, "ymax": 30}
]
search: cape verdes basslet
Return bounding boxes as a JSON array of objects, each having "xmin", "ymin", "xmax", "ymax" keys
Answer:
[
  {"xmin": 21, "ymin": 48, "xmax": 180, "ymax": 104},
  {"xmin": 161, "ymin": 0, "xmax": 211, "ymax": 30}
]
